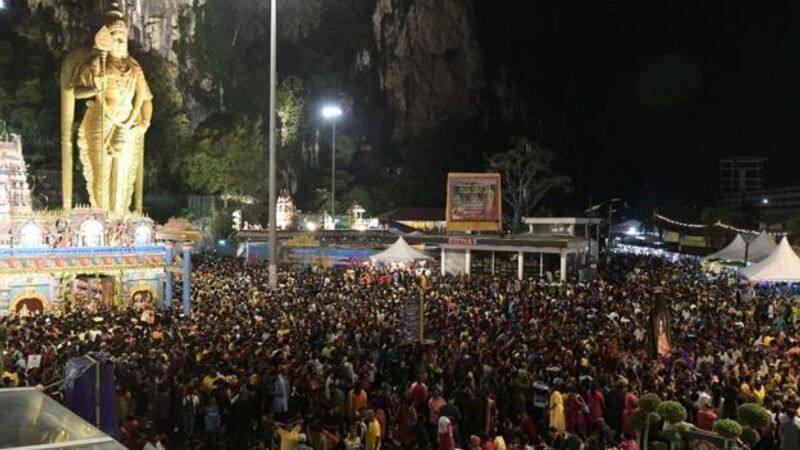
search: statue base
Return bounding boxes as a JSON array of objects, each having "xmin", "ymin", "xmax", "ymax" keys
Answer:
[{"xmin": 0, "ymin": 207, "xmax": 169, "ymax": 317}]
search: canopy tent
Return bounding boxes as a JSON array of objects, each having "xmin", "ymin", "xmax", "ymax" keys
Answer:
[
  {"xmin": 746, "ymin": 231, "xmax": 777, "ymax": 262},
  {"xmin": 740, "ymin": 237, "xmax": 800, "ymax": 283},
  {"xmin": 703, "ymin": 234, "xmax": 747, "ymax": 262},
  {"xmin": 370, "ymin": 236, "xmax": 432, "ymax": 264}
]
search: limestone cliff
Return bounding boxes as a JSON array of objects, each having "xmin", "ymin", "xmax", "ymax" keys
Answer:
[
  {"xmin": 372, "ymin": 0, "xmax": 485, "ymax": 142},
  {"xmin": 25, "ymin": 0, "xmax": 195, "ymax": 61}
]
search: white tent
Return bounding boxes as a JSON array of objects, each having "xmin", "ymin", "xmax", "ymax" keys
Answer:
[
  {"xmin": 703, "ymin": 234, "xmax": 747, "ymax": 261},
  {"xmin": 740, "ymin": 237, "xmax": 800, "ymax": 283},
  {"xmin": 747, "ymin": 231, "xmax": 777, "ymax": 262},
  {"xmin": 370, "ymin": 236, "xmax": 432, "ymax": 264}
]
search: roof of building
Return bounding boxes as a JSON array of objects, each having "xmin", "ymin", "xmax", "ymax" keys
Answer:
[
  {"xmin": 523, "ymin": 217, "xmax": 603, "ymax": 225},
  {"xmin": 376, "ymin": 207, "xmax": 445, "ymax": 222}
]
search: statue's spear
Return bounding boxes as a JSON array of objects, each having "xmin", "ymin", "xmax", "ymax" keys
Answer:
[{"xmin": 93, "ymin": 26, "xmax": 113, "ymax": 211}]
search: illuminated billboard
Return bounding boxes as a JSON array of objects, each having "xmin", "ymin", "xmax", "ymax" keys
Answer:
[{"xmin": 446, "ymin": 173, "xmax": 502, "ymax": 232}]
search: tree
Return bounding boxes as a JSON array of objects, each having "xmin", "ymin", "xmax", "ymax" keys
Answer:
[
  {"xmin": 183, "ymin": 117, "xmax": 266, "ymax": 202},
  {"xmin": 487, "ymin": 137, "xmax": 571, "ymax": 231},
  {"xmin": 135, "ymin": 50, "xmax": 191, "ymax": 194},
  {"xmin": 787, "ymin": 217, "xmax": 800, "ymax": 244}
]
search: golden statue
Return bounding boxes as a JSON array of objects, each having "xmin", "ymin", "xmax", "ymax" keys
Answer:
[{"xmin": 60, "ymin": 3, "xmax": 152, "ymax": 215}]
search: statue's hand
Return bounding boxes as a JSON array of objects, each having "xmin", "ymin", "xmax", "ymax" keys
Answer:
[{"xmin": 133, "ymin": 120, "xmax": 151, "ymax": 135}]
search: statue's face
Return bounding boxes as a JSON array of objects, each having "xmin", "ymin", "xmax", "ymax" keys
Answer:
[{"xmin": 109, "ymin": 29, "xmax": 128, "ymax": 58}]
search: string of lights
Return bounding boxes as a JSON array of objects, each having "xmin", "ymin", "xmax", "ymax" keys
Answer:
[
  {"xmin": 713, "ymin": 221, "xmax": 787, "ymax": 236},
  {"xmin": 653, "ymin": 213, "xmax": 706, "ymax": 229},
  {"xmin": 653, "ymin": 212, "xmax": 787, "ymax": 236}
]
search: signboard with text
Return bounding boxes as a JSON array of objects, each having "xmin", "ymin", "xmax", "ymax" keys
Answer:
[{"xmin": 446, "ymin": 173, "xmax": 502, "ymax": 232}]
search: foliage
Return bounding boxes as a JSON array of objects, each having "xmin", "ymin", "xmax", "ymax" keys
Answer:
[
  {"xmin": 737, "ymin": 403, "xmax": 771, "ymax": 430},
  {"xmin": 212, "ymin": 209, "xmax": 234, "ymax": 238},
  {"xmin": 651, "ymin": 442, "xmax": 668, "ymax": 450},
  {"xmin": 0, "ymin": 32, "xmax": 59, "ymax": 167},
  {"xmin": 740, "ymin": 427, "xmax": 760, "ymax": 446},
  {"xmin": 627, "ymin": 409, "xmax": 656, "ymax": 431},
  {"xmin": 183, "ymin": 116, "xmax": 266, "ymax": 199},
  {"xmin": 487, "ymin": 137, "xmax": 572, "ymax": 231},
  {"xmin": 659, "ymin": 422, "xmax": 691, "ymax": 444},
  {"xmin": 657, "ymin": 401, "xmax": 687, "ymax": 425},
  {"xmin": 277, "ymin": 76, "xmax": 306, "ymax": 145},
  {"xmin": 787, "ymin": 217, "xmax": 800, "ymax": 244},
  {"xmin": 640, "ymin": 393, "xmax": 663, "ymax": 413},
  {"xmin": 135, "ymin": 50, "xmax": 191, "ymax": 194},
  {"xmin": 713, "ymin": 419, "xmax": 743, "ymax": 440}
]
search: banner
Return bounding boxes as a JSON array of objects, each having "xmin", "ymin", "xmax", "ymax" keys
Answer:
[
  {"xmin": 65, "ymin": 354, "xmax": 118, "ymax": 436},
  {"xmin": 446, "ymin": 173, "xmax": 502, "ymax": 232},
  {"xmin": 403, "ymin": 296, "xmax": 420, "ymax": 343},
  {"xmin": 26, "ymin": 354, "xmax": 41, "ymax": 369},
  {"xmin": 681, "ymin": 235, "xmax": 708, "ymax": 248},
  {"xmin": 287, "ymin": 248, "xmax": 374, "ymax": 268},
  {"xmin": 663, "ymin": 231, "xmax": 680, "ymax": 243}
]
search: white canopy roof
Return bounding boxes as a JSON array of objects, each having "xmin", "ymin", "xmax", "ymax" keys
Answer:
[
  {"xmin": 703, "ymin": 234, "xmax": 747, "ymax": 261},
  {"xmin": 370, "ymin": 236, "xmax": 432, "ymax": 264},
  {"xmin": 740, "ymin": 237, "xmax": 800, "ymax": 282},
  {"xmin": 747, "ymin": 230, "xmax": 777, "ymax": 262}
]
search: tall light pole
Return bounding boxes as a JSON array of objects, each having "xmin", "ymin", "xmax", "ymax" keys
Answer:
[
  {"xmin": 322, "ymin": 105, "xmax": 342, "ymax": 222},
  {"xmin": 267, "ymin": 0, "xmax": 278, "ymax": 288}
]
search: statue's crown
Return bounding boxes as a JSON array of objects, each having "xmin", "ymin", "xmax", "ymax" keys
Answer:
[{"xmin": 104, "ymin": 2, "xmax": 128, "ymax": 33}]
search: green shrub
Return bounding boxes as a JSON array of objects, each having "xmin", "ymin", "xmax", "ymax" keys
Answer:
[
  {"xmin": 740, "ymin": 427, "xmax": 761, "ymax": 446},
  {"xmin": 657, "ymin": 401, "xmax": 688, "ymax": 424},
  {"xmin": 713, "ymin": 419, "xmax": 743, "ymax": 439},
  {"xmin": 640, "ymin": 393, "xmax": 663, "ymax": 413},
  {"xmin": 627, "ymin": 409, "xmax": 650, "ymax": 431},
  {"xmin": 651, "ymin": 442, "xmax": 668, "ymax": 450},
  {"xmin": 737, "ymin": 403, "xmax": 771, "ymax": 429}
]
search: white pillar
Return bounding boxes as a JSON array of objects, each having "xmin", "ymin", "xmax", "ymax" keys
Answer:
[
  {"xmin": 440, "ymin": 248, "xmax": 447, "ymax": 276},
  {"xmin": 517, "ymin": 251, "xmax": 524, "ymax": 280},
  {"xmin": 465, "ymin": 249, "xmax": 471, "ymax": 276},
  {"xmin": 560, "ymin": 250, "xmax": 567, "ymax": 283},
  {"xmin": 491, "ymin": 251, "xmax": 496, "ymax": 275},
  {"xmin": 539, "ymin": 252, "xmax": 544, "ymax": 278}
]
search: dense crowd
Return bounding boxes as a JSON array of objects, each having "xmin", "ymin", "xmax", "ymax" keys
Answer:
[{"xmin": 3, "ymin": 253, "xmax": 800, "ymax": 450}]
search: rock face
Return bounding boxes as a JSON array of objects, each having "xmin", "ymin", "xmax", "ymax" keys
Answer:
[
  {"xmin": 25, "ymin": 0, "xmax": 195, "ymax": 61},
  {"xmin": 373, "ymin": 0, "xmax": 485, "ymax": 142}
]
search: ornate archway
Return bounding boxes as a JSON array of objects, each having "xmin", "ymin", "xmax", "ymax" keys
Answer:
[
  {"xmin": 10, "ymin": 291, "xmax": 49, "ymax": 317},
  {"xmin": 130, "ymin": 285, "xmax": 155, "ymax": 311}
]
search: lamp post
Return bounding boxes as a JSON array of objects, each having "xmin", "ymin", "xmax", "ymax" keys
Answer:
[
  {"xmin": 322, "ymin": 105, "xmax": 343, "ymax": 222},
  {"xmin": 267, "ymin": 0, "xmax": 278, "ymax": 288}
]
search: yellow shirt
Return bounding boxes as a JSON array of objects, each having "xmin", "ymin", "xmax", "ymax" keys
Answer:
[
  {"xmin": 202, "ymin": 374, "xmax": 225, "ymax": 391},
  {"xmin": 549, "ymin": 391, "xmax": 566, "ymax": 432},
  {"xmin": 366, "ymin": 419, "xmax": 381, "ymax": 450},
  {"xmin": 2, "ymin": 371, "xmax": 19, "ymax": 386},
  {"xmin": 753, "ymin": 385, "xmax": 766, "ymax": 405},
  {"xmin": 278, "ymin": 425, "xmax": 301, "ymax": 450}
]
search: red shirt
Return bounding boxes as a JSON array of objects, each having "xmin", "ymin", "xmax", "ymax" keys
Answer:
[
  {"xmin": 411, "ymin": 381, "xmax": 428, "ymax": 402},
  {"xmin": 697, "ymin": 407, "xmax": 717, "ymax": 431}
]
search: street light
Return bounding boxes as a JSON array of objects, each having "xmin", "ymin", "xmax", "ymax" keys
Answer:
[
  {"xmin": 267, "ymin": 0, "xmax": 278, "ymax": 288},
  {"xmin": 322, "ymin": 105, "xmax": 343, "ymax": 221}
]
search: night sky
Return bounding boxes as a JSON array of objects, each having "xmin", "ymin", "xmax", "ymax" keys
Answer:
[{"xmin": 477, "ymin": 1, "xmax": 800, "ymax": 208}]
